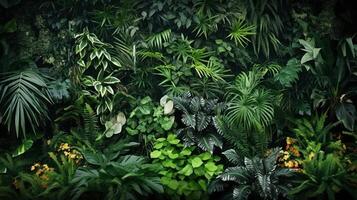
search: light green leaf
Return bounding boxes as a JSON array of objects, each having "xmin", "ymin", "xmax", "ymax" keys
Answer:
[
  {"xmin": 301, "ymin": 53, "xmax": 313, "ymax": 64},
  {"xmin": 204, "ymin": 161, "xmax": 218, "ymax": 172},
  {"xmin": 150, "ymin": 150, "xmax": 162, "ymax": 158},
  {"xmin": 191, "ymin": 157, "xmax": 203, "ymax": 168},
  {"xmin": 179, "ymin": 164, "xmax": 193, "ymax": 176},
  {"xmin": 12, "ymin": 139, "xmax": 33, "ymax": 157}
]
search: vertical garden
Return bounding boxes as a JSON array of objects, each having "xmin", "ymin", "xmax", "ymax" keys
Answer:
[{"xmin": 0, "ymin": 0, "xmax": 356, "ymax": 199}]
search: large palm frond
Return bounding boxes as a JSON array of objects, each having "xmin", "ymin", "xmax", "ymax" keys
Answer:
[{"xmin": 0, "ymin": 69, "xmax": 52, "ymax": 138}]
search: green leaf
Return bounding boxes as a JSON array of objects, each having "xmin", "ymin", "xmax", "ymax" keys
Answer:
[
  {"xmin": 12, "ymin": 139, "xmax": 33, "ymax": 157},
  {"xmin": 312, "ymin": 48, "xmax": 321, "ymax": 59},
  {"xmin": 191, "ymin": 157, "xmax": 203, "ymax": 168},
  {"xmin": 233, "ymin": 185, "xmax": 251, "ymax": 200},
  {"xmin": 167, "ymin": 134, "xmax": 180, "ymax": 144},
  {"xmin": 301, "ymin": 53, "xmax": 313, "ymax": 64},
  {"xmin": 154, "ymin": 142, "xmax": 164, "ymax": 149},
  {"xmin": 150, "ymin": 150, "xmax": 162, "ymax": 158},
  {"xmin": 179, "ymin": 164, "xmax": 193, "ymax": 176},
  {"xmin": 126, "ymin": 127, "xmax": 139, "ymax": 135},
  {"xmin": 168, "ymin": 151, "xmax": 179, "ymax": 159},
  {"xmin": 336, "ymin": 103, "xmax": 356, "ymax": 131},
  {"xmin": 204, "ymin": 161, "xmax": 218, "ymax": 172},
  {"xmin": 161, "ymin": 116, "xmax": 175, "ymax": 131},
  {"xmin": 199, "ymin": 152, "xmax": 212, "ymax": 161},
  {"xmin": 167, "ymin": 179, "xmax": 179, "ymax": 190},
  {"xmin": 103, "ymin": 76, "xmax": 120, "ymax": 84},
  {"xmin": 198, "ymin": 179, "xmax": 207, "ymax": 191},
  {"xmin": 180, "ymin": 148, "xmax": 192, "ymax": 156}
]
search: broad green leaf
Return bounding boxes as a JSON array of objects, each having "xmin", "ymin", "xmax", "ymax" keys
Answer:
[
  {"xmin": 204, "ymin": 161, "xmax": 218, "ymax": 172},
  {"xmin": 179, "ymin": 164, "xmax": 193, "ymax": 176},
  {"xmin": 312, "ymin": 48, "xmax": 321, "ymax": 59},
  {"xmin": 150, "ymin": 150, "xmax": 162, "ymax": 158},
  {"xmin": 180, "ymin": 148, "xmax": 192, "ymax": 156},
  {"xmin": 199, "ymin": 152, "xmax": 212, "ymax": 161},
  {"xmin": 336, "ymin": 103, "xmax": 356, "ymax": 131},
  {"xmin": 12, "ymin": 139, "xmax": 33, "ymax": 157},
  {"xmin": 191, "ymin": 157, "xmax": 203, "ymax": 168},
  {"xmin": 301, "ymin": 53, "xmax": 313, "ymax": 64},
  {"xmin": 198, "ymin": 179, "xmax": 207, "ymax": 191},
  {"xmin": 161, "ymin": 116, "xmax": 174, "ymax": 131},
  {"xmin": 167, "ymin": 134, "xmax": 180, "ymax": 144},
  {"xmin": 167, "ymin": 179, "xmax": 179, "ymax": 190}
]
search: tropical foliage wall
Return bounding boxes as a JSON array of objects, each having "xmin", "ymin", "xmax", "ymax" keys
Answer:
[{"xmin": 0, "ymin": 0, "xmax": 356, "ymax": 199}]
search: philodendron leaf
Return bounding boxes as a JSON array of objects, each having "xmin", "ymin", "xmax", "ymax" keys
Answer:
[
  {"xmin": 204, "ymin": 161, "xmax": 218, "ymax": 172},
  {"xmin": 167, "ymin": 179, "xmax": 179, "ymax": 190},
  {"xmin": 150, "ymin": 150, "xmax": 162, "ymax": 158},
  {"xmin": 199, "ymin": 152, "xmax": 212, "ymax": 161},
  {"xmin": 164, "ymin": 100, "xmax": 174, "ymax": 115},
  {"xmin": 191, "ymin": 157, "xmax": 203, "ymax": 168},
  {"xmin": 12, "ymin": 139, "xmax": 33, "ymax": 157},
  {"xmin": 167, "ymin": 134, "xmax": 180, "ymax": 144},
  {"xmin": 161, "ymin": 116, "xmax": 175, "ymax": 130},
  {"xmin": 179, "ymin": 164, "xmax": 193, "ymax": 176}
]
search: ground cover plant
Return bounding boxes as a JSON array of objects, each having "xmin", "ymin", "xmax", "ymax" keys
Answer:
[{"xmin": 0, "ymin": 0, "xmax": 356, "ymax": 199}]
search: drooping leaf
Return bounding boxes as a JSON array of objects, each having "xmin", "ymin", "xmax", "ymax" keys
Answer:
[
  {"xmin": 12, "ymin": 139, "xmax": 33, "ymax": 157},
  {"xmin": 336, "ymin": 103, "xmax": 356, "ymax": 131}
]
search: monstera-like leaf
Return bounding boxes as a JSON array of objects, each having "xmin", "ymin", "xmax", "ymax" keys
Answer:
[{"xmin": 336, "ymin": 103, "xmax": 356, "ymax": 131}]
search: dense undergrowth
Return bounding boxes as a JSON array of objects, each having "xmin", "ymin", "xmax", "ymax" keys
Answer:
[{"xmin": 0, "ymin": 0, "xmax": 356, "ymax": 199}]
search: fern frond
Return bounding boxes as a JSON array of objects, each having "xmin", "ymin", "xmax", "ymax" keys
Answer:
[
  {"xmin": 0, "ymin": 69, "xmax": 52, "ymax": 138},
  {"xmin": 146, "ymin": 29, "xmax": 172, "ymax": 49}
]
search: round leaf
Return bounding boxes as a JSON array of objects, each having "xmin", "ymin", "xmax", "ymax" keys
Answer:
[{"xmin": 191, "ymin": 157, "xmax": 203, "ymax": 168}]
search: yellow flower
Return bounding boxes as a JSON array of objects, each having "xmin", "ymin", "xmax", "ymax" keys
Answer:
[
  {"xmin": 31, "ymin": 165, "xmax": 36, "ymax": 171},
  {"xmin": 286, "ymin": 137, "xmax": 294, "ymax": 145},
  {"xmin": 59, "ymin": 143, "xmax": 70, "ymax": 151},
  {"xmin": 69, "ymin": 153, "xmax": 76, "ymax": 159},
  {"xmin": 43, "ymin": 164, "xmax": 49, "ymax": 170},
  {"xmin": 283, "ymin": 153, "xmax": 290, "ymax": 160}
]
